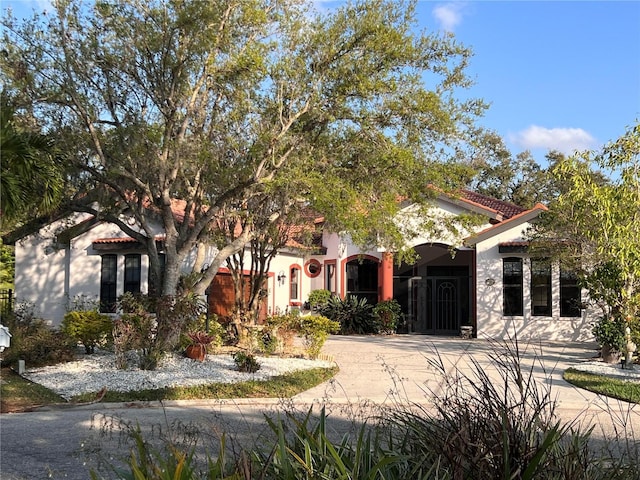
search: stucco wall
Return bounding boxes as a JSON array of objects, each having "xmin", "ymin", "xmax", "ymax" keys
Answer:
[
  {"xmin": 14, "ymin": 213, "xmax": 93, "ymax": 324},
  {"xmin": 475, "ymin": 222, "xmax": 596, "ymax": 342}
]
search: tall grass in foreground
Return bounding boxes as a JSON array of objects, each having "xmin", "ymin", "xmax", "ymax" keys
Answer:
[{"xmin": 96, "ymin": 339, "xmax": 640, "ymax": 479}]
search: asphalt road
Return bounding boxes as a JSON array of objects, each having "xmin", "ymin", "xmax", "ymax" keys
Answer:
[{"xmin": 1, "ymin": 335, "xmax": 638, "ymax": 479}]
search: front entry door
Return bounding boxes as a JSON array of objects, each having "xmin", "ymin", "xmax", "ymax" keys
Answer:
[{"xmin": 415, "ymin": 267, "xmax": 470, "ymax": 335}]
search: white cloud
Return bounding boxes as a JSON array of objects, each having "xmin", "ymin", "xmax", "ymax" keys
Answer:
[
  {"xmin": 509, "ymin": 125, "xmax": 597, "ymax": 154},
  {"xmin": 432, "ymin": 2, "xmax": 467, "ymax": 32}
]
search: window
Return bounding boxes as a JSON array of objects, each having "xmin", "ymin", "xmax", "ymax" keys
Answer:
[
  {"xmin": 290, "ymin": 266, "xmax": 300, "ymax": 301},
  {"xmin": 503, "ymin": 257, "xmax": 523, "ymax": 316},
  {"xmin": 100, "ymin": 255, "xmax": 117, "ymax": 313},
  {"xmin": 325, "ymin": 262, "xmax": 336, "ymax": 294},
  {"xmin": 531, "ymin": 259, "xmax": 551, "ymax": 316},
  {"xmin": 124, "ymin": 254, "xmax": 141, "ymax": 294},
  {"xmin": 346, "ymin": 258, "xmax": 378, "ymax": 305},
  {"xmin": 560, "ymin": 267, "xmax": 581, "ymax": 317},
  {"xmin": 305, "ymin": 259, "xmax": 321, "ymax": 277}
]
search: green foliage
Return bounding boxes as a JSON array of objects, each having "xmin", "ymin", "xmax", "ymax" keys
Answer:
[
  {"xmin": 535, "ymin": 124, "xmax": 640, "ymax": 322},
  {"xmin": 297, "ymin": 315, "xmax": 340, "ymax": 359},
  {"xmin": 1, "ymin": 307, "xmax": 75, "ymax": 367},
  {"xmin": 0, "ymin": 240, "xmax": 14, "ymax": 289},
  {"xmin": 307, "ymin": 289, "xmax": 332, "ymax": 310},
  {"xmin": 113, "ymin": 292, "xmax": 207, "ymax": 370},
  {"xmin": 256, "ymin": 408, "xmax": 415, "ymax": 480},
  {"xmin": 1, "ymin": 0, "xmax": 487, "ymax": 303},
  {"xmin": 372, "ymin": 299, "xmax": 403, "ymax": 334},
  {"xmin": 592, "ymin": 316, "xmax": 627, "ymax": 352},
  {"xmin": 61, "ymin": 310, "xmax": 113, "ymax": 354},
  {"xmin": 233, "ymin": 351, "xmax": 261, "ymax": 373},
  {"xmin": 0, "ymin": 91, "xmax": 66, "ymax": 228},
  {"xmin": 319, "ymin": 295, "xmax": 376, "ymax": 334}
]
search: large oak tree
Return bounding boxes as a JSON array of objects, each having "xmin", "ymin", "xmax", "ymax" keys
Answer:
[{"xmin": 2, "ymin": 0, "xmax": 487, "ymax": 341}]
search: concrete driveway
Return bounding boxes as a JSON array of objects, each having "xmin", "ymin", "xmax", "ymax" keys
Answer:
[{"xmin": 294, "ymin": 335, "xmax": 640, "ymax": 436}]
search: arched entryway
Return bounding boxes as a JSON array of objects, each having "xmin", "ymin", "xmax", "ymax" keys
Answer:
[{"xmin": 394, "ymin": 244, "xmax": 474, "ymax": 335}]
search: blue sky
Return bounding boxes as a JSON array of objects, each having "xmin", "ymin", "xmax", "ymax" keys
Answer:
[
  {"xmin": 413, "ymin": 1, "xmax": 640, "ymax": 163},
  {"xmin": 4, "ymin": 0, "xmax": 640, "ymax": 165}
]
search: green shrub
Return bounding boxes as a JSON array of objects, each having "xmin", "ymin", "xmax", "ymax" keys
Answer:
[
  {"xmin": 592, "ymin": 316, "xmax": 627, "ymax": 352},
  {"xmin": 61, "ymin": 310, "xmax": 113, "ymax": 354},
  {"xmin": 1, "ymin": 304, "xmax": 76, "ymax": 367},
  {"xmin": 318, "ymin": 295, "xmax": 376, "ymax": 334},
  {"xmin": 307, "ymin": 289, "xmax": 332, "ymax": 310},
  {"xmin": 372, "ymin": 299, "xmax": 403, "ymax": 334},
  {"xmin": 233, "ymin": 351, "xmax": 261, "ymax": 373},
  {"xmin": 298, "ymin": 315, "xmax": 339, "ymax": 359}
]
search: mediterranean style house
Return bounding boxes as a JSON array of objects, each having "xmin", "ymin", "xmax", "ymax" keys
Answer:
[{"xmin": 9, "ymin": 190, "xmax": 596, "ymax": 342}]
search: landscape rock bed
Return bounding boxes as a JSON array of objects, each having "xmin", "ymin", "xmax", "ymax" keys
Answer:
[{"xmin": 22, "ymin": 350, "xmax": 335, "ymax": 400}]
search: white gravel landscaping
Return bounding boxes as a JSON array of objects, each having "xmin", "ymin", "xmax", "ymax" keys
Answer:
[{"xmin": 22, "ymin": 350, "xmax": 335, "ymax": 400}]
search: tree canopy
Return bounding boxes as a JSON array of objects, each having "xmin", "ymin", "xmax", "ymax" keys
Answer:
[
  {"xmin": 530, "ymin": 123, "xmax": 640, "ymax": 320},
  {"xmin": 1, "ymin": 0, "xmax": 486, "ymax": 303}
]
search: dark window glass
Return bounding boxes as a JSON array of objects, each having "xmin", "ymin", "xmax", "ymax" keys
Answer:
[
  {"xmin": 346, "ymin": 259, "xmax": 378, "ymax": 305},
  {"xmin": 560, "ymin": 267, "xmax": 581, "ymax": 317},
  {"xmin": 100, "ymin": 255, "xmax": 117, "ymax": 313},
  {"xmin": 124, "ymin": 254, "xmax": 141, "ymax": 295},
  {"xmin": 290, "ymin": 267, "xmax": 300, "ymax": 300},
  {"xmin": 325, "ymin": 263, "xmax": 336, "ymax": 294},
  {"xmin": 503, "ymin": 257, "xmax": 523, "ymax": 316},
  {"xmin": 531, "ymin": 259, "xmax": 552, "ymax": 316}
]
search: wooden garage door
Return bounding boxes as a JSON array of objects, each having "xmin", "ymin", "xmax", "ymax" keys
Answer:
[{"xmin": 207, "ymin": 273, "xmax": 267, "ymax": 323}]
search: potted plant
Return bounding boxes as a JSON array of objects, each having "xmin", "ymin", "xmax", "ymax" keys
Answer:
[
  {"xmin": 184, "ymin": 331, "xmax": 217, "ymax": 362},
  {"xmin": 592, "ymin": 316, "xmax": 626, "ymax": 363}
]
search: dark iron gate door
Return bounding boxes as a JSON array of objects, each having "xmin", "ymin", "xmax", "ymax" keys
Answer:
[{"xmin": 423, "ymin": 277, "xmax": 460, "ymax": 334}]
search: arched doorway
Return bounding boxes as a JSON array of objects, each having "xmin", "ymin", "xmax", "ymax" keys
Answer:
[{"xmin": 394, "ymin": 244, "xmax": 473, "ymax": 335}]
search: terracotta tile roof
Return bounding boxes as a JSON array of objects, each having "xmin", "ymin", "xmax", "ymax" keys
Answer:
[
  {"xmin": 93, "ymin": 235, "xmax": 165, "ymax": 245},
  {"xmin": 459, "ymin": 190, "xmax": 527, "ymax": 219}
]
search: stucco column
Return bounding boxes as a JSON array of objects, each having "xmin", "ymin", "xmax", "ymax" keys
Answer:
[{"xmin": 380, "ymin": 252, "xmax": 394, "ymax": 301}]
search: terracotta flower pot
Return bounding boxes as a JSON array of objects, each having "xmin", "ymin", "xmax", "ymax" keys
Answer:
[{"xmin": 185, "ymin": 343, "xmax": 207, "ymax": 362}]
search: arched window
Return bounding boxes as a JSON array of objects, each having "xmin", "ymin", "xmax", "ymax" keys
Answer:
[{"xmin": 290, "ymin": 266, "xmax": 301, "ymax": 302}]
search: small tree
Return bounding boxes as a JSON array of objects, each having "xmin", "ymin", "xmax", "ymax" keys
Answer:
[{"xmin": 531, "ymin": 123, "xmax": 640, "ymax": 345}]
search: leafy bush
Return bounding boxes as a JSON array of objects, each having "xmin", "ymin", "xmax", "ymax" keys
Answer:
[
  {"xmin": 113, "ymin": 311, "xmax": 158, "ymax": 370},
  {"xmin": 372, "ymin": 299, "xmax": 403, "ymax": 334},
  {"xmin": 233, "ymin": 351, "xmax": 261, "ymax": 373},
  {"xmin": 1, "ymin": 307, "xmax": 75, "ymax": 367},
  {"xmin": 319, "ymin": 295, "xmax": 376, "ymax": 334},
  {"xmin": 61, "ymin": 310, "xmax": 113, "ymax": 354},
  {"xmin": 592, "ymin": 316, "xmax": 627, "ymax": 352},
  {"xmin": 307, "ymin": 289, "xmax": 332, "ymax": 310},
  {"xmin": 297, "ymin": 315, "xmax": 339, "ymax": 359}
]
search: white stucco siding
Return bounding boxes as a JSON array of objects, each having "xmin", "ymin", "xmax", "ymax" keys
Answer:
[
  {"xmin": 397, "ymin": 202, "xmax": 493, "ymax": 249},
  {"xmin": 265, "ymin": 252, "xmax": 306, "ymax": 314},
  {"xmin": 474, "ymin": 222, "xmax": 596, "ymax": 342},
  {"xmin": 14, "ymin": 213, "xmax": 93, "ymax": 325}
]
